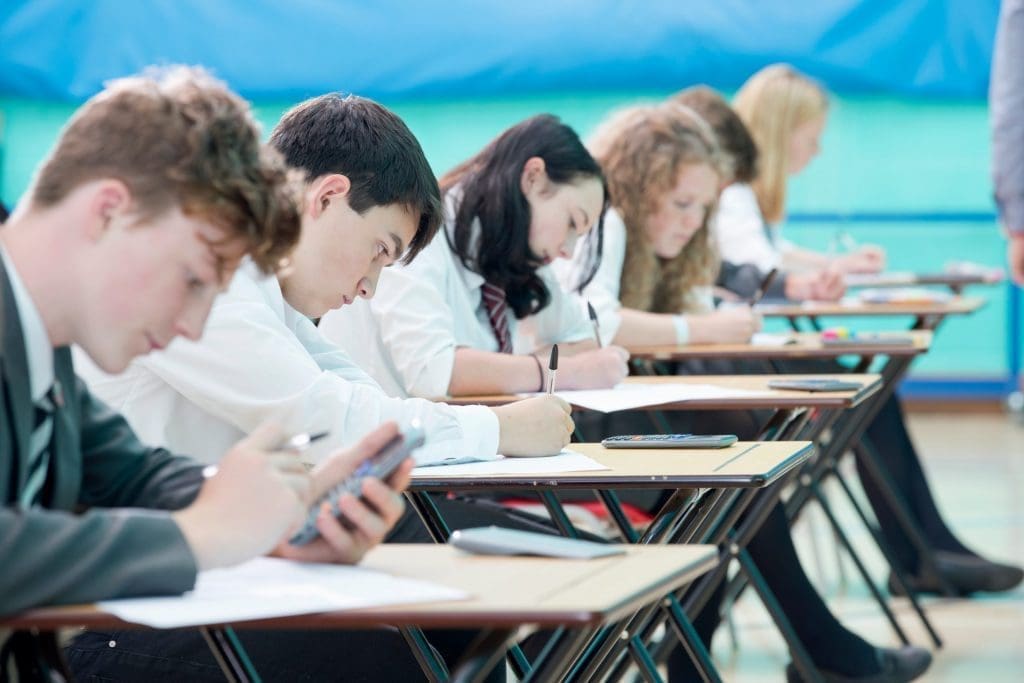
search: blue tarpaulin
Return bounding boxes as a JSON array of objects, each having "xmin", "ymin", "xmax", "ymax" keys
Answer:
[{"xmin": 0, "ymin": 0, "xmax": 1001, "ymax": 101}]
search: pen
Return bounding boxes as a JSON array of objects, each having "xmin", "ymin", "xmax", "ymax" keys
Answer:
[
  {"xmin": 748, "ymin": 267, "xmax": 778, "ymax": 306},
  {"xmin": 547, "ymin": 344, "xmax": 558, "ymax": 394},
  {"xmin": 202, "ymin": 431, "xmax": 330, "ymax": 478},
  {"xmin": 281, "ymin": 431, "xmax": 330, "ymax": 452},
  {"xmin": 586, "ymin": 301, "xmax": 602, "ymax": 347}
]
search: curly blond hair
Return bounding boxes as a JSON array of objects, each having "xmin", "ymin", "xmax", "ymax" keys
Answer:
[{"xmin": 589, "ymin": 102, "xmax": 726, "ymax": 314}]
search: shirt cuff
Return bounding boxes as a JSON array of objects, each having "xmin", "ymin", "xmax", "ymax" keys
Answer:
[{"xmin": 997, "ymin": 194, "xmax": 1024, "ymax": 234}]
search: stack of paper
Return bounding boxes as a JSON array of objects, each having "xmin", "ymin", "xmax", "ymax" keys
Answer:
[
  {"xmin": 751, "ymin": 332, "xmax": 797, "ymax": 347},
  {"xmin": 413, "ymin": 448, "xmax": 609, "ymax": 477},
  {"xmin": 535, "ymin": 382, "xmax": 775, "ymax": 413},
  {"xmin": 856, "ymin": 288, "xmax": 951, "ymax": 304},
  {"xmin": 98, "ymin": 557, "xmax": 468, "ymax": 628}
]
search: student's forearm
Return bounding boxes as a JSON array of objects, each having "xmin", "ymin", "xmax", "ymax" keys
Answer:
[
  {"xmin": 780, "ymin": 246, "xmax": 830, "ymax": 272},
  {"xmin": 611, "ymin": 309, "xmax": 679, "ymax": 347},
  {"xmin": 449, "ymin": 348, "xmax": 546, "ymax": 395},
  {"xmin": 532, "ymin": 339, "xmax": 598, "ymax": 357}
]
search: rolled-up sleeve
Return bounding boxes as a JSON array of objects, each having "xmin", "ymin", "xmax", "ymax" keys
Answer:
[{"xmin": 992, "ymin": 0, "xmax": 1024, "ymax": 233}]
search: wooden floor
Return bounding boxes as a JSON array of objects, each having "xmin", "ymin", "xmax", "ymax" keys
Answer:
[{"xmin": 717, "ymin": 412, "xmax": 1024, "ymax": 681}]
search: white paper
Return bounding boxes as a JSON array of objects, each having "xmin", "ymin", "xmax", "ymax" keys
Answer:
[
  {"xmin": 521, "ymin": 382, "xmax": 775, "ymax": 413},
  {"xmin": 750, "ymin": 332, "xmax": 797, "ymax": 347},
  {"xmin": 412, "ymin": 448, "xmax": 608, "ymax": 477},
  {"xmin": 856, "ymin": 288, "xmax": 951, "ymax": 304},
  {"xmin": 844, "ymin": 271, "xmax": 915, "ymax": 286},
  {"xmin": 98, "ymin": 557, "xmax": 467, "ymax": 628}
]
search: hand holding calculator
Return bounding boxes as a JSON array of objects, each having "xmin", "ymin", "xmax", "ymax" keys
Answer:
[
  {"xmin": 288, "ymin": 421, "xmax": 424, "ymax": 546},
  {"xmin": 601, "ymin": 434, "xmax": 738, "ymax": 449}
]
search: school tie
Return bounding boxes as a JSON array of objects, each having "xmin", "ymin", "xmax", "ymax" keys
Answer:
[
  {"xmin": 480, "ymin": 282, "xmax": 513, "ymax": 354},
  {"xmin": 19, "ymin": 385, "xmax": 56, "ymax": 509}
]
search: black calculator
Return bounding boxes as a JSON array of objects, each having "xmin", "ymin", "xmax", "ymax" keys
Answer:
[{"xmin": 601, "ymin": 434, "xmax": 738, "ymax": 449}]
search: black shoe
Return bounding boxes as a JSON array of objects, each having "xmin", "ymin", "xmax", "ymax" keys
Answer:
[
  {"xmin": 888, "ymin": 551, "xmax": 1024, "ymax": 597},
  {"xmin": 785, "ymin": 645, "xmax": 931, "ymax": 683}
]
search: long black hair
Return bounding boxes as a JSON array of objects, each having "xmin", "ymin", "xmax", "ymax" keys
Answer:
[{"xmin": 440, "ymin": 114, "xmax": 607, "ymax": 319}]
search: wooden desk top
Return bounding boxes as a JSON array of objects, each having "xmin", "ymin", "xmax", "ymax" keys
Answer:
[
  {"xmin": 627, "ymin": 331, "xmax": 932, "ymax": 362},
  {"xmin": 440, "ymin": 374, "xmax": 882, "ymax": 411},
  {"xmin": 411, "ymin": 440, "xmax": 814, "ymax": 490},
  {"xmin": 755, "ymin": 295, "xmax": 985, "ymax": 318},
  {"xmin": 0, "ymin": 544, "xmax": 718, "ymax": 631}
]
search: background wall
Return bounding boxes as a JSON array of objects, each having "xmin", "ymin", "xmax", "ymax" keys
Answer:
[{"xmin": 0, "ymin": 0, "xmax": 1014, "ymax": 397}]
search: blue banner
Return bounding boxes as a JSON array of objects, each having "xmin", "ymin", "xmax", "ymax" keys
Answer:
[{"xmin": 0, "ymin": 0, "xmax": 1000, "ymax": 101}]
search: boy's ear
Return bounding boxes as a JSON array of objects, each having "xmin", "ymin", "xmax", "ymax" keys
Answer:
[
  {"xmin": 519, "ymin": 156, "xmax": 549, "ymax": 197},
  {"xmin": 84, "ymin": 179, "xmax": 132, "ymax": 241},
  {"xmin": 307, "ymin": 174, "xmax": 352, "ymax": 219}
]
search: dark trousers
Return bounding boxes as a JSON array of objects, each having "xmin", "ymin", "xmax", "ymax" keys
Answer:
[
  {"xmin": 66, "ymin": 497, "xmax": 558, "ymax": 683},
  {"xmin": 767, "ymin": 357, "xmax": 967, "ymax": 573}
]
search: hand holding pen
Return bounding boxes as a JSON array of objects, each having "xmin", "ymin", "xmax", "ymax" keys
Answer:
[{"xmin": 747, "ymin": 267, "xmax": 778, "ymax": 306}]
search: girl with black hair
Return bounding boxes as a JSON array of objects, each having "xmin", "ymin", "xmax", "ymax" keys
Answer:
[{"xmin": 321, "ymin": 114, "xmax": 629, "ymax": 403}]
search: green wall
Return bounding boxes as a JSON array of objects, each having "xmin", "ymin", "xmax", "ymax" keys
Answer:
[{"xmin": 1, "ymin": 91, "xmax": 1011, "ymax": 383}]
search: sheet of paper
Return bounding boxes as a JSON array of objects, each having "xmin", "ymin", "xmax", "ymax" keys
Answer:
[
  {"xmin": 412, "ymin": 448, "xmax": 608, "ymax": 477},
  {"xmin": 844, "ymin": 271, "xmax": 916, "ymax": 287},
  {"xmin": 520, "ymin": 382, "xmax": 775, "ymax": 413},
  {"xmin": 856, "ymin": 288, "xmax": 951, "ymax": 304},
  {"xmin": 750, "ymin": 332, "xmax": 797, "ymax": 347},
  {"xmin": 98, "ymin": 557, "xmax": 467, "ymax": 628}
]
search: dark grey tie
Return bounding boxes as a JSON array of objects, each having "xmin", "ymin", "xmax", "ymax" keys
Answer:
[{"xmin": 19, "ymin": 386, "xmax": 55, "ymax": 509}]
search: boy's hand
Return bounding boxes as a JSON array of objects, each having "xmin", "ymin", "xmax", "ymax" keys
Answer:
[{"xmin": 274, "ymin": 422, "xmax": 412, "ymax": 564}]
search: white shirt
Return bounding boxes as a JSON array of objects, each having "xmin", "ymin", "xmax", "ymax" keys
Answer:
[
  {"xmin": 553, "ymin": 208, "xmax": 713, "ymax": 342},
  {"xmin": 713, "ymin": 183, "xmax": 796, "ymax": 272},
  {"xmin": 319, "ymin": 220, "xmax": 594, "ymax": 399},
  {"xmin": 0, "ymin": 245, "xmax": 53, "ymax": 402},
  {"xmin": 74, "ymin": 260, "xmax": 499, "ymax": 466}
]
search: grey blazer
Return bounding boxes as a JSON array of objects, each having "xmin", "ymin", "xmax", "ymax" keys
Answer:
[{"xmin": 1, "ymin": 256, "xmax": 205, "ymax": 615}]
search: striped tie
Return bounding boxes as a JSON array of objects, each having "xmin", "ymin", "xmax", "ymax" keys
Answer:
[
  {"xmin": 480, "ymin": 282, "xmax": 513, "ymax": 354},
  {"xmin": 19, "ymin": 388, "xmax": 55, "ymax": 509}
]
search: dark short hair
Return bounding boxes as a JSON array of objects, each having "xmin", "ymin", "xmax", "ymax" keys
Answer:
[
  {"xmin": 269, "ymin": 94, "xmax": 441, "ymax": 263},
  {"xmin": 440, "ymin": 114, "xmax": 607, "ymax": 319},
  {"xmin": 672, "ymin": 85, "xmax": 759, "ymax": 183}
]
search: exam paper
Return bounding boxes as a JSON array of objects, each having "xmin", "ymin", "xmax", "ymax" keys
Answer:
[
  {"xmin": 750, "ymin": 332, "xmax": 797, "ymax": 347},
  {"xmin": 98, "ymin": 557, "xmax": 467, "ymax": 628},
  {"xmin": 412, "ymin": 448, "xmax": 609, "ymax": 477},
  {"xmin": 857, "ymin": 288, "xmax": 951, "ymax": 305},
  {"xmin": 844, "ymin": 271, "xmax": 916, "ymax": 287},
  {"xmin": 531, "ymin": 382, "xmax": 775, "ymax": 413}
]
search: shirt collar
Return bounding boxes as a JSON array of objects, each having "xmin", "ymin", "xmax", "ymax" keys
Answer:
[{"xmin": 0, "ymin": 244, "xmax": 55, "ymax": 402}]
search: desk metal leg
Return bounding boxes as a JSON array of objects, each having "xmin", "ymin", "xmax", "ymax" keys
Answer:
[
  {"xmin": 523, "ymin": 628, "xmax": 595, "ymax": 683},
  {"xmin": 449, "ymin": 628, "xmax": 516, "ymax": 683},
  {"xmin": 807, "ymin": 480, "xmax": 911, "ymax": 645},
  {"xmin": 539, "ymin": 490, "xmax": 581, "ymax": 538},
  {"xmin": 734, "ymin": 545, "xmax": 824, "ymax": 683},
  {"xmin": 830, "ymin": 467, "xmax": 943, "ymax": 647},
  {"xmin": 200, "ymin": 626, "xmax": 261, "ymax": 683},
  {"xmin": 407, "ymin": 491, "xmax": 454, "ymax": 542},
  {"xmin": 398, "ymin": 627, "xmax": 451, "ymax": 683}
]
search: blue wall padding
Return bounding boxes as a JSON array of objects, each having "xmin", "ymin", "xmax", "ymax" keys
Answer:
[{"xmin": 0, "ymin": 0, "xmax": 1001, "ymax": 101}]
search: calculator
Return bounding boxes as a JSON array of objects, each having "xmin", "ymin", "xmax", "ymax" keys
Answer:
[
  {"xmin": 601, "ymin": 434, "xmax": 738, "ymax": 449},
  {"xmin": 767, "ymin": 378, "xmax": 864, "ymax": 392}
]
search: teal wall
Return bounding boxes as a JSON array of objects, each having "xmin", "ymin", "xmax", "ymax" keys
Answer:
[{"xmin": 0, "ymin": 91, "xmax": 1011, "ymax": 386}]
